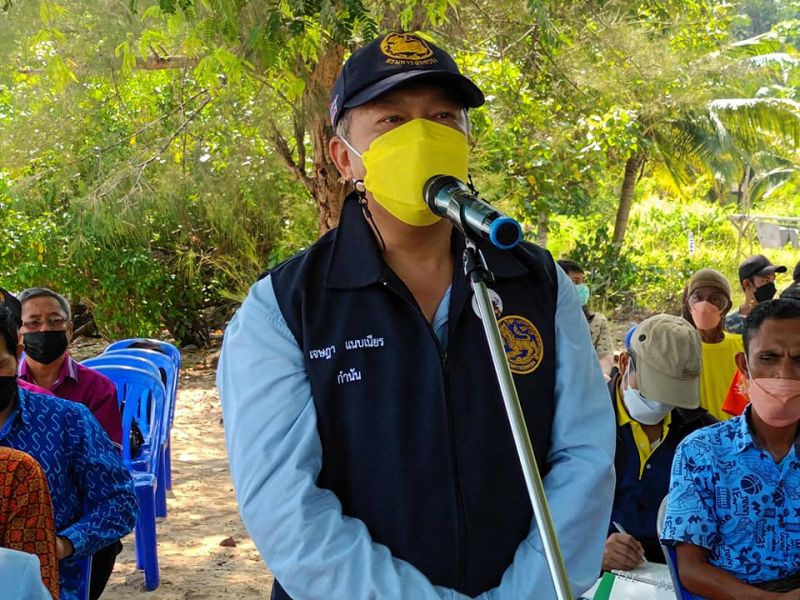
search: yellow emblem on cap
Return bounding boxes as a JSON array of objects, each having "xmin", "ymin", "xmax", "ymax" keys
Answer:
[
  {"xmin": 380, "ymin": 33, "xmax": 436, "ymax": 64},
  {"xmin": 498, "ymin": 315, "xmax": 544, "ymax": 375}
]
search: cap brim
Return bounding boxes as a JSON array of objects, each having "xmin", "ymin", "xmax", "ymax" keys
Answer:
[
  {"xmin": 756, "ymin": 265, "xmax": 787, "ymax": 276},
  {"xmin": 344, "ymin": 70, "xmax": 485, "ymax": 111},
  {"xmin": 637, "ymin": 360, "xmax": 700, "ymax": 409}
]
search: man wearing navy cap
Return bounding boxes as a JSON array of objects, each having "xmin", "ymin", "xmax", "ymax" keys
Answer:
[
  {"xmin": 220, "ymin": 32, "xmax": 615, "ymax": 600},
  {"xmin": 726, "ymin": 254, "xmax": 787, "ymax": 334}
]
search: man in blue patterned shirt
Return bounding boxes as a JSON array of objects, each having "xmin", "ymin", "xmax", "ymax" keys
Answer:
[
  {"xmin": 0, "ymin": 306, "xmax": 138, "ymax": 600},
  {"xmin": 662, "ymin": 298, "xmax": 800, "ymax": 598}
]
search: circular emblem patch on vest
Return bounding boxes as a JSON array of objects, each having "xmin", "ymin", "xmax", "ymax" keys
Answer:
[
  {"xmin": 497, "ymin": 315, "xmax": 544, "ymax": 375},
  {"xmin": 380, "ymin": 33, "xmax": 435, "ymax": 63}
]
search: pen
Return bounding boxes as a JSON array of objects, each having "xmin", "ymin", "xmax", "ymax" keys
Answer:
[{"xmin": 612, "ymin": 521, "xmax": 648, "ymax": 564}]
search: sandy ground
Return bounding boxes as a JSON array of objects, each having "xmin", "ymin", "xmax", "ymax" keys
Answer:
[{"xmin": 71, "ymin": 341, "xmax": 274, "ymax": 599}]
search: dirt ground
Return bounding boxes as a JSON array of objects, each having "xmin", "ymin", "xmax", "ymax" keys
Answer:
[{"xmin": 70, "ymin": 340, "xmax": 274, "ymax": 599}]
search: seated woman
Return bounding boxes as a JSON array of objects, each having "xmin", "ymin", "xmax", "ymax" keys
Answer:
[
  {"xmin": 0, "ymin": 446, "xmax": 59, "ymax": 599},
  {"xmin": 661, "ymin": 299, "xmax": 800, "ymax": 598}
]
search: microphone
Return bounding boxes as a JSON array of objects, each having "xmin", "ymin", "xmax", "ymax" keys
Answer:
[{"xmin": 424, "ymin": 175, "xmax": 523, "ymax": 250}]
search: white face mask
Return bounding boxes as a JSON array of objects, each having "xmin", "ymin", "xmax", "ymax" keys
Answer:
[{"xmin": 622, "ymin": 367, "xmax": 673, "ymax": 425}]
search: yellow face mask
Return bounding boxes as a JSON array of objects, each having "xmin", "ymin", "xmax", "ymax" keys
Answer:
[{"xmin": 345, "ymin": 119, "xmax": 469, "ymax": 227}]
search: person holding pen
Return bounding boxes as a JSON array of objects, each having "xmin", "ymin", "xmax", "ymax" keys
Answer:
[{"xmin": 603, "ymin": 314, "xmax": 716, "ymax": 570}]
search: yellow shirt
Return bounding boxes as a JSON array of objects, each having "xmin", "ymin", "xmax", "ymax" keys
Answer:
[
  {"xmin": 700, "ymin": 332, "xmax": 743, "ymax": 421},
  {"xmin": 615, "ymin": 386, "xmax": 671, "ymax": 479}
]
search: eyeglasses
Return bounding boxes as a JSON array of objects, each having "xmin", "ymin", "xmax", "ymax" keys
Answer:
[
  {"xmin": 22, "ymin": 316, "xmax": 68, "ymax": 331},
  {"xmin": 688, "ymin": 292, "xmax": 728, "ymax": 310}
]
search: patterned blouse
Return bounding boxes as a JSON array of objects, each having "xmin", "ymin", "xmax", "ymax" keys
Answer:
[{"xmin": 0, "ymin": 446, "xmax": 59, "ymax": 599}]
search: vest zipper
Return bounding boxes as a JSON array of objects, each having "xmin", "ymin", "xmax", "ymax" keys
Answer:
[{"xmin": 381, "ymin": 279, "xmax": 469, "ymax": 590}]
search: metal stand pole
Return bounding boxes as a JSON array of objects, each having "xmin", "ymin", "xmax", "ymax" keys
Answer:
[{"xmin": 463, "ymin": 239, "xmax": 572, "ymax": 600}]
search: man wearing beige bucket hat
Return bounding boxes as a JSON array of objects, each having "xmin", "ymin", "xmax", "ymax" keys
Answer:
[{"xmin": 603, "ymin": 314, "xmax": 716, "ymax": 571}]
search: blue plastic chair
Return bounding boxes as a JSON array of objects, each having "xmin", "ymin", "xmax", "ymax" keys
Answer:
[
  {"xmin": 76, "ymin": 556, "xmax": 92, "ymax": 600},
  {"xmin": 104, "ymin": 339, "xmax": 181, "ymax": 490},
  {"xmin": 85, "ymin": 353, "xmax": 172, "ymax": 518},
  {"xmin": 89, "ymin": 365, "xmax": 164, "ymax": 591},
  {"xmin": 83, "ymin": 356, "xmax": 163, "ymax": 439},
  {"xmin": 657, "ymin": 496, "xmax": 694, "ymax": 600},
  {"xmin": 103, "ymin": 348, "xmax": 178, "ymax": 517}
]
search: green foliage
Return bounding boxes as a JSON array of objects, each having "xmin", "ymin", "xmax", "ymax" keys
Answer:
[{"xmin": 1, "ymin": 0, "xmax": 799, "ymax": 346}]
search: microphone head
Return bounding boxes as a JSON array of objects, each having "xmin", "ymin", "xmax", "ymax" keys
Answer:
[
  {"xmin": 424, "ymin": 174, "xmax": 462, "ymax": 211},
  {"xmin": 489, "ymin": 217, "xmax": 523, "ymax": 250}
]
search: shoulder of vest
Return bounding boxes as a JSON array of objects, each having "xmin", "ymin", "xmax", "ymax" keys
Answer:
[
  {"xmin": 514, "ymin": 241, "xmax": 558, "ymax": 290},
  {"xmin": 257, "ymin": 228, "xmax": 338, "ymax": 282}
]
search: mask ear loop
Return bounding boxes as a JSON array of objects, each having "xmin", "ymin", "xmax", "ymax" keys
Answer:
[{"xmin": 352, "ymin": 179, "xmax": 387, "ymax": 253}]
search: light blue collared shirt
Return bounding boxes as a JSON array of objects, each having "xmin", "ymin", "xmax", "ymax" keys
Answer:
[
  {"xmin": 0, "ymin": 548, "xmax": 52, "ymax": 600},
  {"xmin": 218, "ymin": 264, "xmax": 615, "ymax": 600}
]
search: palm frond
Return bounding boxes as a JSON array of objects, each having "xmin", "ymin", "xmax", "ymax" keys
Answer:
[{"xmin": 708, "ymin": 98, "xmax": 800, "ymax": 150}]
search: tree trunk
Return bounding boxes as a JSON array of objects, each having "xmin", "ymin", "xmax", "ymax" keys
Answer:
[
  {"xmin": 612, "ymin": 153, "xmax": 645, "ymax": 247},
  {"xmin": 304, "ymin": 41, "xmax": 348, "ymax": 234},
  {"xmin": 537, "ymin": 210, "xmax": 549, "ymax": 247}
]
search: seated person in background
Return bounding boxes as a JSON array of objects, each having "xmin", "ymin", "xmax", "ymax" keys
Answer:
[
  {"xmin": 17, "ymin": 287, "xmax": 122, "ymax": 445},
  {"xmin": 0, "ymin": 289, "xmax": 50, "ymax": 397},
  {"xmin": 603, "ymin": 314, "xmax": 715, "ymax": 571},
  {"xmin": 0, "ymin": 306, "xmax": 138, "ymax": 600},
  {"xmin": 682, "ymin": 268, "xmax": 742, "ymax": 421},
  {"xmin": 16, "ymin": 287, "xmax": 125, "ymax": 598},
  {"xmin": 0, "ymin": 547, "xmax": 54, "ymax": 600},
  {"xmin": 558, "ymin": 259, "xmax": 614, "ymax": 377},
  {"xmin": 662, "ymin": 298, "xmax": 800, "ymax": 598},
  {"xmin": 782, "ymin": 264, "xmax": 800, "ymax": 302},
  {"xmin": 725, "ymin": 280, "xmax": 800, "ymax": 418},
  {"xmin": 782, "ymin": 283, "xmax": 800, "ymax": 302},
  {"xmin": 0, "ymin": 446, "xmax": 59, "ymax": 599},
  {"xmin": 726, "ymin": 254, "xmax": 786, "ymax": 334}
]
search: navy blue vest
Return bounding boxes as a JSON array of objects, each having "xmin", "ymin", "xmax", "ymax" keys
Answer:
[
  {"xmin": 607, "ymin": 372, "xmax": 716, "ymax": 561},
  {"xmin": 269, "ymin": 194, "xmax": 558, "ymax": 598}
]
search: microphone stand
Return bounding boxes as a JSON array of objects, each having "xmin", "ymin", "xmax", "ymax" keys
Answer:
[{"xmin": 463, "ymin": 236, "xmax": 572, "ymax": 600}]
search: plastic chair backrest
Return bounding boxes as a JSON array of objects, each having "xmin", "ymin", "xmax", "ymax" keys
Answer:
[
  {"xmin": 89, "ymin": 365, "xmax": 166, "ymax": 466},
  {"xmin": 84, "ymin": 356, "xmax": 163, "ymax": 440},
  {"xmin": 104, "ymin": 349, "xmax": 176, "ymax": 402},
  {"xmin": 104, "ymin": 348, "xmax": 178, "ymax": 435},
  {"xmin": 83, "ymin": 355, "xmax": 162, "ymax": 384},
  {"xmin": 657, "ymin": 496, "xmax": 694, "ymax": 600},
  {"xmin": 105, "ymin": 339, "xmax": 181, "ymax": 370}
]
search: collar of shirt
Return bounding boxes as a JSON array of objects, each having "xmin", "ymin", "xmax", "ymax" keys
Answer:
[
  {"xmin": 731, "ymin": 405, "xmax": 800, "ymax": 455},
  {"xmin": 431, "ymin": 286, "xmax": 452, "ymax": 349},
  {"xmin": 19, "ymin": 353, "xmax": 77, "ymax": 389},
  {"xmin": 325, "ymin": 192, "xmax": 529, "ymax": 290},
  {"xmin": 615, "ymin": 384, "xmax": 671, "ymax": 478}
]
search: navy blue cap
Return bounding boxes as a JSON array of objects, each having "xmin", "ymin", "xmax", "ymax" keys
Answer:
[
  {"xmin": 330, "ymin": 32, "xmax": 485, "ymax": 127},
  {"xmin": 738, "ymin": 254, "xmax": 787, "ymax": 283}
]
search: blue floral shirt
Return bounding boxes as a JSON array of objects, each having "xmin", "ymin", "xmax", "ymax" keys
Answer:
[
  {"xmin": 661, "ymin": 407, "xmax": 800, "ymax": 587},
  {"xmin": 0, "ymin": 385, "xmax": 138, "ymax": 600}
]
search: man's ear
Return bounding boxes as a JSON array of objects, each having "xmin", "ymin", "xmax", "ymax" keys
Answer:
[
  {"xmin": 15, "ymin": 341, "xmax": 23, "ymax": 360},
  {"xmin": 735, "ymin": 351, "xmax": 749, "ymax": 378},
  {"xmin": 66, "ymin": 321, "xmax": 74, "ymax": 345},
  {"xmin": 618, "ymin": 351, "xmax": 629, "ymax": 376},
  {"xmin": 329, "ymin": 136, "xmax": 355, "ymax": 180},
  {"xmin": 742, "ymin": 279, "xmax": 754, "ymax": 294}
]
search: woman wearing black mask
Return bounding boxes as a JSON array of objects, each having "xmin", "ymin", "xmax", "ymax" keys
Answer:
[{"xmin": 725, "ymin": 254, "xmax": 787, "ymax": 335}]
